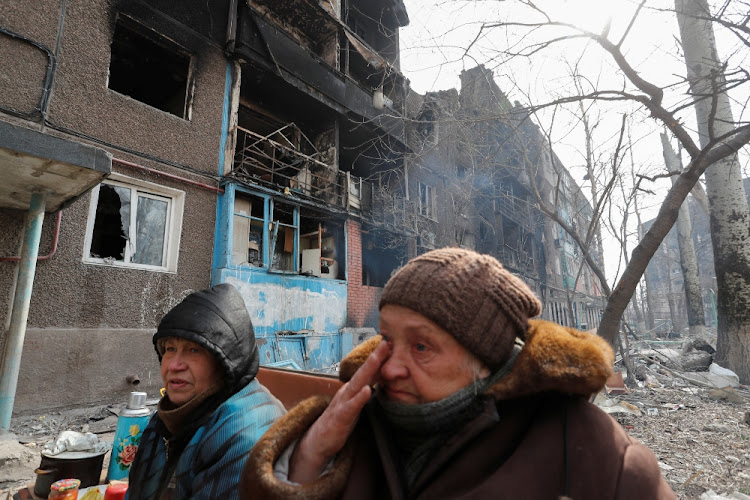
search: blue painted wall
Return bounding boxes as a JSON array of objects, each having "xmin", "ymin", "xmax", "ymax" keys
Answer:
[
  {"xmin": 212, "ymin": 182, "xmax": 351, "ymax": 370},
  {"xmin": 214, "ymin": 268, "xmax": 349, "ymax": 369}
]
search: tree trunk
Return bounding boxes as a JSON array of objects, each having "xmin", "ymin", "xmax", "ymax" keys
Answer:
[
  {"xmin": 596, "ymin": 127, "xmax": 748, "ymax": 352},
  {"xmin": 661, "ymin": 133, "xmax": 706, "ymax": 337},
  {"xmin": 642, "ymin": 278, "xmax": 655, "ymax": 330},
  {"xmin": 676, "ymin": 0, "xmax": 750, "ymax": 382},
  {"xmin": 663, "ymin": 245, "xmax": 680, "ymax": 336},
  {"xmin": 634, "ymin": 192, "xmax": 656, "ymax": 331}
]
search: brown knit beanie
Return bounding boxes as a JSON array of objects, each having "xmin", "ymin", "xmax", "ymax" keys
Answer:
[{"xmin": 379, "ymin": 247, "xmax": 542, "ymax": 369}]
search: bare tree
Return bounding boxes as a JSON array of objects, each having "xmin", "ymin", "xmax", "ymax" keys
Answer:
[
  {"xmin": 676, "ymin": 0, "xmax": 750, "ymax": 381},
  {"xmin": 661, "ymin": 132, "xmax": 707, "ymax": 337},
  {"xmin": 442, "ymin": 1, "xmax": 750, "ymax": 378}
]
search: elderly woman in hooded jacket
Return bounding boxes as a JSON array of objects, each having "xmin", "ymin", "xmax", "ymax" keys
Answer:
[
  {"xmin": 125, "ymin": 284, "xmax": 285, "ymax": 500},
  {"xmin": 241, "ymin": 248, "xmax": 675, "ymax": 500}
]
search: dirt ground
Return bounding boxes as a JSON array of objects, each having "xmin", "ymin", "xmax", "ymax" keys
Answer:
[
  {"xmin": 609, "ymin": 384, "xmax": 750, "ymax": 499},
  {"xmin": 1, "ymin": 378, "xmax": 749, "ymax": 499}
]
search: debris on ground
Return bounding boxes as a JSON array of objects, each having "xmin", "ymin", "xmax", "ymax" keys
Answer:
[{"xmin": 606, "ymin": 329, "xmax": 750, "ymax": 499}]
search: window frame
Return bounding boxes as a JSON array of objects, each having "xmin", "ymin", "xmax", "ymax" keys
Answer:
[
  {"xmin": 418, "ymin": 182, "xmax": 435, "ymax": 219},
  {"xmin": 83, "ymin": 174, "xmax": 184, "ymax": 273},
  {"xmin": 268, "ymin": 199, "xmax": 299, "ymax": 273},
  {"xmin": 232, "ymin": 192, "xmax": 300, "ymax": 274},
  {"xmin": 107, "ymin": 15, "xmax": 195, "ymax": 120}
]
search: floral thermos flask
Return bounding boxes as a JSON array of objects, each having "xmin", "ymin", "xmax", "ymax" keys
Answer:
[{"xmin": 107, "ymin": 391, "xmax": 151, "ymax": 481}]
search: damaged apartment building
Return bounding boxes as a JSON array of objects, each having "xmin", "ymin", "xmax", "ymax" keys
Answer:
[
  {"xmin": 402, "ymin": 66, "xmax": 606, "ymax": 331},
  {"xmin": 0, "ymin": 0, "xmax": 603, "ymax": 417}
]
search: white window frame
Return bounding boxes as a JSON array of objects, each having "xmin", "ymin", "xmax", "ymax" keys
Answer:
[
  {"xmin": 83, "ymin": 173, "xmax": 184, "ymax": 273},
  {"xmin": 418, "ymin": 182, "xmax": 435, "ymax": 219}
]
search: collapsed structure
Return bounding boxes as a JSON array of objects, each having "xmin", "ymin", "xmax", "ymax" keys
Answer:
[{"xmin": 0, "ymin": 0, "xmax": 604, "ymax": 414}]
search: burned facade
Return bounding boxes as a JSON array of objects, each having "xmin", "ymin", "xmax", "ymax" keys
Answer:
[
  {"xmin": 402, "ymin": 66, "xmax": 606, "ymax": 330},
  {"xmin": 0, "ymin": 0, "xmax": 411, "ymax": 414}
]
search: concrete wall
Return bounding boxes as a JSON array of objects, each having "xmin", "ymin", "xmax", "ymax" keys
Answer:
[
  {"xmin": 1, "ymin": 0, "xmax": 230, "ymax": 413},
  {"xmin": 14, "ymin": 328, "xmax": 161, "ymax": 415}
]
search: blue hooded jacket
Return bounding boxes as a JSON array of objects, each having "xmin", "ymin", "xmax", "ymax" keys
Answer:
[{"xmin": 126, "ymin": 284, "xmax": 285, "ymax": 500}]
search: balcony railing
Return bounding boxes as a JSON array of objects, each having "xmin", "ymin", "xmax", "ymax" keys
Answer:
[
  {"xmin": 494, "ymin": 193, "xmax": 536, "ymax": 231},
  {"xmin": 232, "ymin": 125, "xmax": 346, "ymax": 206},
  {"xmin": 232, "ymin": 126, "xmax": 414, "ymax": 231}
]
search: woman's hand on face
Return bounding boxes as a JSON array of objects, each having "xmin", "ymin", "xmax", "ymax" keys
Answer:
[{"xmin": 288, "ymin": 340, "xmax": 390, "ymax": 483}]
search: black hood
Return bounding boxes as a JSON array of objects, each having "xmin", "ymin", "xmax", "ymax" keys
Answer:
[{"xmin": 153, "ymin": 283, "xmax": 259, "ymax": 394}]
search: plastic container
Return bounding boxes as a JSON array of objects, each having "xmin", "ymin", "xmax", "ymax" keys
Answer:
[
  {"xmin": 48, "ymin": 478, "xmax": 80, "ymax": 500},
  {"xmin": 104, "ymin": 482, "xmax": 129, "ymax": 500},
  {"xmin": 107, "ymin": 391, "xmax": 152, "ymax": 481}
]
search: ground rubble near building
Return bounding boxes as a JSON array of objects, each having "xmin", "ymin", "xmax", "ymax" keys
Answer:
[{"xmin": 606, "ymin": 330, "xmax": 750, "ymax": 499}]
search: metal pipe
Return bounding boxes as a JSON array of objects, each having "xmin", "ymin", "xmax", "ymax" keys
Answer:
[
  {"xmin": 0, "ymin": 211, "xmax": 62, "ymax": 262},
  {"xmin": 0, "ymin": 192, "xmax": 47, "ymax": 430},
  {"xmin": 112, "ymin": 158, "xmax": 224, "ymax": 193}
]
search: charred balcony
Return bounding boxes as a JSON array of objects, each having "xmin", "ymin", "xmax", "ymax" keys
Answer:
[
  {"xmin": 232, "ymin": 124, "xmax": 346, "ymax": 207},
  {"xmin": 234, "ymin": 2, "xmax": 407, "ymax": 146}
]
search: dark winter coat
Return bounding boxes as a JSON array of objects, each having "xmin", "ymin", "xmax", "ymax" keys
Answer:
[
  {"xmin": 242, "ymin": 319, "xmax": 676, "ymax": 500},
  {"xmin": 126, "ymin": 284, "xmax": 286, "ymax": 500}
]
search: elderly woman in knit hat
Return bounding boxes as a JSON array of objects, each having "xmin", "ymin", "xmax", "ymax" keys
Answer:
[
  {"xmin": 242, "ymin": 248, "xmax": 675, "ymax": 499},
  {"xmin": 126, "ymin": 284, "xmax": 285, "ymax": 500}
]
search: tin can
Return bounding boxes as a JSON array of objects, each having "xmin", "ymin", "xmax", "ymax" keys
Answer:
[{"xmin": 107, "ymin": 392, "xmax": 152, "ymax": 481}]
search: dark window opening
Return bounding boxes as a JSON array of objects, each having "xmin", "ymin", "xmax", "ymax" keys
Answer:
[
  {"xmin": 109, "ymin": 18, "xmax": 192, "ymax": 118},
  {"xmin": 90, "ymin": 184, "xmax": 129, "ymax": 261},
  {"xmin": 361, "ymin": 231, "xmax": 402, "ymax": 287},
  {"xmin": 416, "ymin": 109, "xmax": 435, "ymax": 142}
]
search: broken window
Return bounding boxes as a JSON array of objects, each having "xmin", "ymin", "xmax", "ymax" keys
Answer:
[
  {"xmin": 108, "ymin": 17, "xmax": 193, "ymax": 118},
  {"xmin": 418, "ymin": 182, "xmax": 435, "ymax": 219},
  {"xmin": 233, "ymin": 194, "xmax": 266, "ymax": 267},
  {"xmin": 299, "ymin": 215, "xmax": 345, "ymax": 279},
  {"xmin": 85, "ymin": 177, "xmax": 184, "ymax": 271},
  {"xmin": 232, "ymin": 191, "xmax": 345, "ymax": 277},
  {"xmin": 416, "ymin": 109, "xmax": 436, "ymax": 145},
  {"xmin": 270, "ymin": 201, "xmax": 297, "ymax": 272}
]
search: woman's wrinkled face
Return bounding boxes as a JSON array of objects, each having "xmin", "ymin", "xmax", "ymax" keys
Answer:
[
  {"xmin": 377, "ymin": 305, "xmax": 489, "ymax": 405},
  {"xmin": 160, "ymin": 337, "xmax": 221, "ymax": 406}
]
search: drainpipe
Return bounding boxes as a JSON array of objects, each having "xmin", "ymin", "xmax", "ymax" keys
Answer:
[{"xmin": 0, "ymin": 192, "xmax": 47, "ymax": 431}]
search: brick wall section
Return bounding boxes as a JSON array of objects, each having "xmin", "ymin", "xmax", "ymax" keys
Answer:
[{"xmin": 347, "ymin": 219, "xmax": 382, "ymax": 328}]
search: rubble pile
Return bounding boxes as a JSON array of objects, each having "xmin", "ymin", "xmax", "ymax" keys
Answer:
[
  {"xmin": 604, "ymin": 332, "xmax": 750, "ymax": 499},
  {"xmin": 1, "ymin": 402, "xmax": 123, "ymax": 495}
]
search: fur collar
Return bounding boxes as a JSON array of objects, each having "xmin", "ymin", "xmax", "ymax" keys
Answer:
[{"xmin": 242, "ymin": 319, "xmax": 613, "ymax": 500}]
